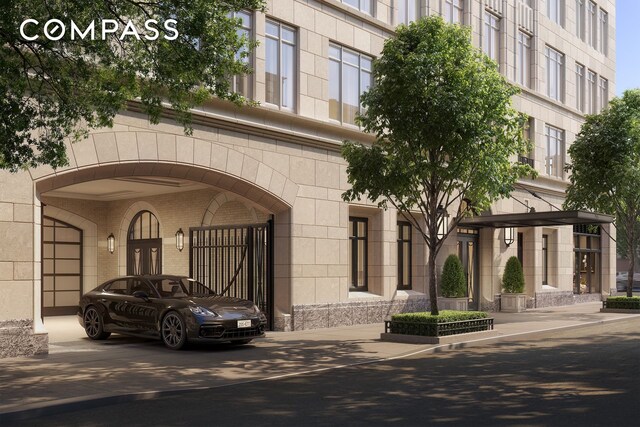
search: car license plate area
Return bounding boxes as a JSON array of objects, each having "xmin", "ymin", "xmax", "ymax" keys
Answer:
[{"xmin": 237, "ymin": 319, "xmax": 252, "ymax": 328}]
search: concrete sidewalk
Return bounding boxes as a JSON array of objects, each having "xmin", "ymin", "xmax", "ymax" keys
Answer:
[{"xmin": 1, "ymin": 302, "xmax": 639, "ymax": 421}]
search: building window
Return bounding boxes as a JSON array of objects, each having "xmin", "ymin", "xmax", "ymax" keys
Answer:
[
  {"xmin": 343, "ymin": 0, "xmax": 373, "ymax": 15},
  {"xmin": 545, "ymin": 125, "xmax": 564, "ymax": 177},
  {"xmin": 599, "ymin": 77, "xmax": 608, "ymax": 111},
  {"xmin": 547, "ymin": 0, "xmax": 563, "ymax": 26},
  {"xmin": 519, "ymin": 117, "xmax": 535, "ymax": 166},
  {"xmin": 517, "ymin": 232, "xmax": 524, "ymax": 267},
  {"xmin": 329, "ymin": 44, "xmax": 373, "ymax": 125},
  {"xmin": 398, "ymin": 0, "xmax": 420, "ymax": 25},
  {"xmin": 576, "ymin": 0, "xmax": 585, "ymax": 41},
  {"xmin": 265, "ymin": 20, "xmax": 296, "ymax": 111},
  {"xmin": 574, "ymin": 225, "xmax": 601, "ymax": 294},
  {"xmin": 483, "ymin": 11, "xmax": 500, "ymax": 63},
  {"xmin": 542, "ymin": 234, "xmax": 549, "ymax": 285},
  {"xmin": 515, "ymin": 31, "xmax": 531, "ymax": 87},
  {"xmin": 587, "ymin": 1, "xmax": 597, "ymax": 48},
  {"xmin": 599, "ymin": 8, "xmax": 608, "ymax": 55},
  {"xmin": 546, "ymin": 46, "xmax": 564, "ymax": 102},
  {"xmin": 444, "ymin": 0, "xmax": 464, "ymax": 24},
  {"xmin": 576, "ymin": 63, "xmax": 585, "ymax": 112},
  {"xmin": 231, "ymin": 10, "xmax": 253, "ymax": 98},
  {"xmin": 587, "ymin": 70, "xmax": 597, "ymax": 114},
  {"xmin": 349, "ymin": 217, "xmax": 368, "ymax": 291},
  {"xmin": 397, "ymin": 222, "xmax": 412, "ymax": 290}
]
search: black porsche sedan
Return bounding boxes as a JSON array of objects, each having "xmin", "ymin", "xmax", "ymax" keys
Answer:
[{"xmin": 77, "ymin": 275, "xmax": 267, "ymax": 350}]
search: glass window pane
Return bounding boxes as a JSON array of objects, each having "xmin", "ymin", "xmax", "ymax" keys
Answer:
[
  {"xmin": 265, "ymin": 37, "xmax": 279, "ymax": 105},
  {"xmin": 282, "ymin": 43, "xmax": 295, "ymax": 108},
  {"xmin": 343, "ymin": 63, "xmax": 359, "ymax": 124},
  {"xmin": 266, "ymin": 21, "xmax": 279, "ymax": 37},
  {"xmin": 329, "ymin": 44, "xmax": 341, "ymax": 59},
  {"xmin": 357, "ymin": 240, "xmax": 366, "ymax": 286},
  {"xmin": 357, "ymin": 220, "xmax": 366, "ymax": 237},
  {"xmin": 282, "ymin": 27, "xmax": 295, "ymax": 44},
  {"xmin": 329, "ymin": 59, "xmax": 341, "ymax": 120}
]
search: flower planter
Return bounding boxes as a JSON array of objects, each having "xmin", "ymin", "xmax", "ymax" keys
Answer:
[
  {"xmin": 501, "ymin": 293, "xmax": 527, "ymax": 312},
  {"xmin": 438, "ymin": 297, "xmax": 469, "ymax": 311}
]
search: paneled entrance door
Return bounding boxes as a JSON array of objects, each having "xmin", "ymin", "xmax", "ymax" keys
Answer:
[
  {"xmin": 127, "ymin": 211, "xmax": 162, "ymax": 276},
  {"xmin": 457, "ymin": 229, "xmax": 480, "ymax": 310}
]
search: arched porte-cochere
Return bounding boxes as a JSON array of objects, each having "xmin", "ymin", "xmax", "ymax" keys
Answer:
[{"xmin": 127, "ymin": 210, "xmax": 162, "ymax": 275}]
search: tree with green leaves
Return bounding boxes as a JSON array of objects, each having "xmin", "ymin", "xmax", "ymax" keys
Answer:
[
  {"xmin": 0, "ymin": 0, "xmax": 263, "ymax": 171},
  {"xmin": 441, "ymin": 254, "xmax": 466, "ymax": 299},
  {"xmin": 342, "ymin": 16, "xmax": 533, "ymax": 315},
  {"xmin": 565, "ymin": 89, "xmax": 640, "ymax": 297}
]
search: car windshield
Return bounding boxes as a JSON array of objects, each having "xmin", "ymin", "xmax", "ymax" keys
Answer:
[{"xmin": 150, "ymin": 278, "xmax": 215, "ymax": 298}]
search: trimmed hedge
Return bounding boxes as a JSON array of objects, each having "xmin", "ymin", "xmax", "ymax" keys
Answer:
[
  {"xmin": 441, "ymin": 254, "xmax": 467, "ymax": 298},
  {"xmin": 502, "ymin": 256, "xmax": 525, "ymax": 294},
  {"xmin": 392, "ymin": 310, "xmax": 489, "ymax": 323},
  {"xmin": 388, "ymin": 311, "xmax": 492, "ymax": 337},
  {"xmin": 605, "ymin": 296, "xmax": 640, "ymax": 310}
]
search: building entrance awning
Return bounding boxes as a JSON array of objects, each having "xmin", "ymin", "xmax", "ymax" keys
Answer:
[{"xmin": 459, "ymin": 210, "xmax": 614, "ymax": 229}]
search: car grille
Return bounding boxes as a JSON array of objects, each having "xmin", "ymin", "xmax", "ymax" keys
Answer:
[{"xmin": 199, "ymin": 324, "xmax": 264, "ymax": 339}]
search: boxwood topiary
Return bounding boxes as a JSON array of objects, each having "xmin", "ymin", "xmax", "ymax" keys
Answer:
[
  {"xmin": 502, "ymin": 256, "xmax": 525, "ymax": 294},
  {"xmin": 441, "ymin": 254, "xmax": 467, "ymax": 298}
]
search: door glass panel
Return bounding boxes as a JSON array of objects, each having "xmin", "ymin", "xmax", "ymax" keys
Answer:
[{"xmin": 467, "ymin": 242, "xmax": 474, "ymax": 302}]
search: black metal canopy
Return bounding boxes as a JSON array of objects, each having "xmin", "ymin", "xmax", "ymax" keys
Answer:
[{"xmin": 459, "ymin": 210, "xmax": 614, "ymax": 229}]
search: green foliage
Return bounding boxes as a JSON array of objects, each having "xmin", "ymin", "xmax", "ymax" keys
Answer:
[
  {"xmin": 564, "ymin": 89, "xmax": 640, "ymax": 297},
  {"xmin": 341, "ymin": 16, "xmax": 534, "ymax": 315},
  {"xmin": 605, "ymin": 297, "xmax": 640, "ymax": 310},
  {"xmin": 0, "ymin": 0, "xmax": 264, "ymax": 171},
  {"xmin": 502, "ymin": 256, "xmax": 525, "ymax": 293},
  {"xmin": 391, "ymin": 310, "xmax": 488, "ymax": 323},
  {"xmin": 441, "ymin": 254, "xmax": 467, "ymax": 298}
]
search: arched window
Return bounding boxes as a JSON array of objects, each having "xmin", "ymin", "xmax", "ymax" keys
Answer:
[{"xmin": 127, "ymin": 210, "xmax": 162, "ymax": 275}]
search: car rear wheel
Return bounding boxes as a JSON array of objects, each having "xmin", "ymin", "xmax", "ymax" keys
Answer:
[
  {"xmin": 83, "ymin": 306, "xmax": 111, "ymax": 340},
  {"xmin": 161, "ymin": 312, "xmax": 187, "ymax": 350}
]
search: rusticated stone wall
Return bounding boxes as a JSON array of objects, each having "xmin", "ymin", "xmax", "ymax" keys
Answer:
[{"xmin": 0, "ymin": 320, "xmax": 48, "ymax": 359}]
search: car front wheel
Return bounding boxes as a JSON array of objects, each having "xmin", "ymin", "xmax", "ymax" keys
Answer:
[
  {"xmin": 83, "ymin": 306, "xmax": 111, "ymax": 340},
  {"xmin": 161, "ymin": 312, "xmax": 187, "ymax": 350}
]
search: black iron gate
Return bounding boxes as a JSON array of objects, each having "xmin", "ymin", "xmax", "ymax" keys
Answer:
[{"xmin": 189, "ymin": 219, "xmax": 274, "ymax": 328}]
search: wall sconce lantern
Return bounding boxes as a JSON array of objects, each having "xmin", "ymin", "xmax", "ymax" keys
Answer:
[
  {"xmin": 504, "ymin": 227, "xmax": 515, "ymax": 247},
  {"xmin": 175, "ymin": 228, "xmax": 185, "ymax": 252},
  {"xmin": 107, "ymin": 233, "xmax": 115, "ymax": 254},
  {"xmin": 436, "ymin": 205, "xmax": 449, "ymax": 241}
]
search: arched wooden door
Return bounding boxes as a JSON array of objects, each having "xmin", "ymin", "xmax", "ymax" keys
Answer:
[{"xmin": 127, "ymin": 210, "xmax": 162, "ymax": 275}]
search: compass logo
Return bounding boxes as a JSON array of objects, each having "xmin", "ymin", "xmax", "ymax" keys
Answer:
[{"xmin": 20, "ymin": 18, "xmax": 178, "ymax": 41}]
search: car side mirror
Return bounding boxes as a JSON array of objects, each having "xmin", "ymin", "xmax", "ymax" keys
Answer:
[{"xmin": 133, "ymin": 291, "xmax": 150, "ymax": 301}]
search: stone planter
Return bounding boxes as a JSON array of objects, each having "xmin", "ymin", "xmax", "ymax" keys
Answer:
[
  {"xmin": 438, "ymin": 297, "xmax": 469, "ymax": 311},
  {"xmin": 501, "ymin": 293, "xmax": 527, "ymax": 312}
]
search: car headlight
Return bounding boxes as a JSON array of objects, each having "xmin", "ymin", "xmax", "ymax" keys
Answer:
[{"xmin": 189, "ymin": 306, "xmax": 218, "ymax": 317}]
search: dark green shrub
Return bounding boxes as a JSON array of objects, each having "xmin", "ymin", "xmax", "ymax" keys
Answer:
[
  {"xmin": 606, "ymin": 296, "xmax": 640, "ymax": 309},
  {"xmin": 441, "ymin": 254, "xmax": 467, "ymax": 298},
  {"xmin": 389, "ymin": 311, "xmax": 491, "ymax": 337},
  {"xmin": 502, "ymin": 256, "xmax": 525, "ymax": 294}
]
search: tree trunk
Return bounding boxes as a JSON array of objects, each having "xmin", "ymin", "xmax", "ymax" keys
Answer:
[
  {"xmin": 428, "ymin": 243, "xmax": 439, "ymax": 315},
  {"xmin": 627, "ymin": 227, "xmax": 635, "ymax": 298}
]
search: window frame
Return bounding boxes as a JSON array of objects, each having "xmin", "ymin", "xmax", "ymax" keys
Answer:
[
  {"xmin": 587, "ymin": 69, "xmax": 597, "ymax": 114},
  {"xmin": 329, "ymin": 43, "xmax": 373, "ymax": 125},
  {"xmin": 398, "ymin": 0, "xmax": 420, "ymax": 25},
  {"xmin": 230, "ymin": 10, "xmax": 254, "ymax": 99},
  {"xmin": 397, "ymin": 221, "xmax": 412, "ymax": 290},
  {"xmin": 599, "ymin": 8, "xmax": 608, "ymax": 55},
  {"xmin": 547, "ymin": 0, "xmax": 564, "ymax": 26},
  {"xmin": 342, "ymin": 0, "xmax": 374, "ymax": 16},
  {"xmin": 587, "ymin": 1, "xmax": 597, "ymax": 48},
  {"xmin": 265, "ymin": 19, "xmax": 297, "ymax": 111},
  {"xmin": 545, "ymin": 46, "xmax": 564, "ymax": 102},
  {"xmin": 542, "ymin": 234, "xmax": 549, "ymax": 286},
  {"xmin": 576, "ymin": 0, "xmax": 585, "ymax": 41},
  {"xmin": 515, "ymin": 30, "xmax": 531, "ymax": 88},
  {"xmin": 599, "ymin": 76, "xmax": 608, "ymax": 111},
  {"xmin": 349, "ymin": 217, "xmax": 369, "ymax": 292},
  {"xmin": 576, "ymin": 63, "xmax": 585, "ymax": 112},
  {"xmin": 443, "ymin": 0, "xmax": 464, "ymax": 25},
  {"xmin": 545, "ymin": 125, "xmax": 564, "ymax": 178},
  {"xmin": 483, "ymin": 11, "xmax": 500, "ymax": 64}
]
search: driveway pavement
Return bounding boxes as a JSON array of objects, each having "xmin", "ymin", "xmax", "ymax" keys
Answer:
[{"xmin": 1, "ymin": 302, "xmax": 638, "ymax": 422}]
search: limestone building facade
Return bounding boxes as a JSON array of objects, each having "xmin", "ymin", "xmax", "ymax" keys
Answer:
[{"xmin": 0, "ymin": 0, "xmax": 617, "ymax": 357}]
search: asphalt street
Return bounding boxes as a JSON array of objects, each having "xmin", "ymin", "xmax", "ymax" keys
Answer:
[{"xmin": 10, "ymin": 317, "xmax": 640, "ymax": 427}]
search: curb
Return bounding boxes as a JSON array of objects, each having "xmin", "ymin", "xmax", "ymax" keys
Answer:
[{"xmin": 2, "ymin": 312, "xmax": 639, "ymax": 423}]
